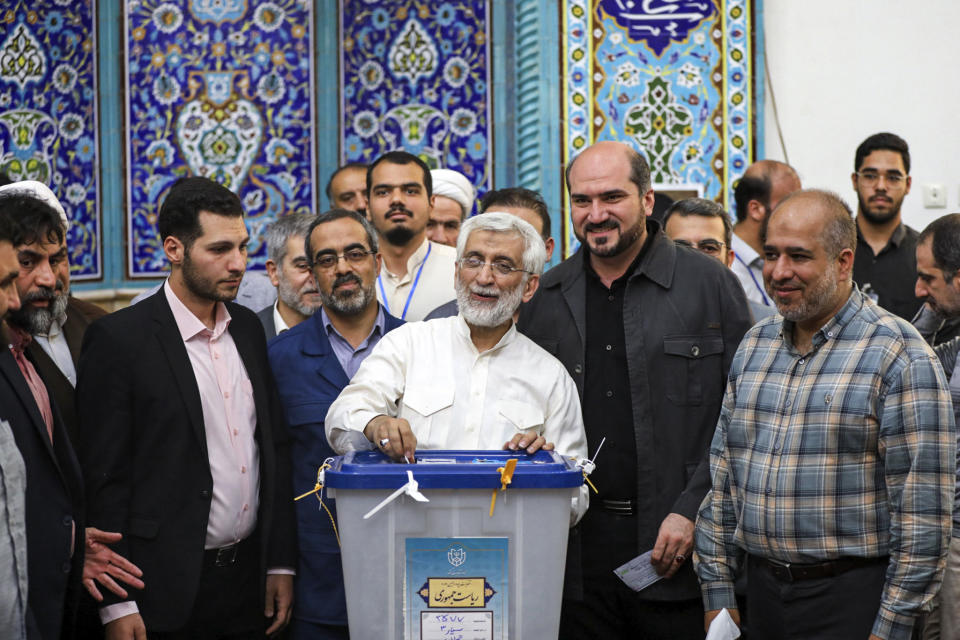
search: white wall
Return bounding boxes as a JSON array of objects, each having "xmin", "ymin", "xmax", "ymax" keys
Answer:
[{"xmin": 761, "ymin": 0, "xmax": 960, "ymax": 232}]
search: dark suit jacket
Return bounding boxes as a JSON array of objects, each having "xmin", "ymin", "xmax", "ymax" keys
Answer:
[
  {"xmin": 0, "ymin": 341, "xmax": 84, "ymax": 640},
  {"xmin": 76, "ymin": 289, "xmax": 296, "ymax": 632},
  {"xmin": 26, "ymin": 296, "xmax": 106, "ymax": 448},
  {"xmin": 256, "ymin": 303, "xmax": 277, "ymax": 339},
  {"xmin": 267, "ymin": 308, "xmax": 402, "ymax": 625},
  {"xmin": 517, "ymin": 222, "xmax": 752, "ymax": 601}
]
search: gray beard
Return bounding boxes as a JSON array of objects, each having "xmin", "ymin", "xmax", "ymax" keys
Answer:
[
  {"xmin": 277, "ymin": 278, "xmax": 319, "ymax": 317},
  {"xmin": 9, "ymin": 291, "xmax": 69, "ymax": 335},
  {"xmin": 455, "ymin": 278, "xmax": 523, "ymax": 328},
  {"xmin": 320, "ymin": 276, "xmax": 376, "ymax": 316}
]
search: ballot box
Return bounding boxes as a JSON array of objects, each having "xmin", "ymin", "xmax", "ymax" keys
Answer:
[{"xmin": 325, "ymin": 449, "xmax": 584, "ymax": 640}]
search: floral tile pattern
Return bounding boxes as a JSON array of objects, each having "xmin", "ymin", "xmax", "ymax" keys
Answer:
[
  {"xmin": 340, "ymin": 1, "xmax": 491, "ymax": 195},
  {"xmin": 0, "ymin": 0, "xmax": 101, "ymax": 279},
  {"xmin": 562, "ymin": 0, "xmax": 757, "ymax": 255},
  {"xmin": 125, "ymin": 0, "xmax": 316, "ymax": 277}
]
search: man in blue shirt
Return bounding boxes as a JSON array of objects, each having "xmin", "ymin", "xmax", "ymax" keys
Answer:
[{"xmin": 267, "ymin": 209, "xmax": 402, "ymax": 639}]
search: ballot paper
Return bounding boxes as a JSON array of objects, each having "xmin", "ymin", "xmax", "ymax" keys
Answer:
[
  {"xmin": 613, "ymin": 550, "xmax": 663, "ymax": 592},
  {"xmin": 705, "ymin": 608, "xmax": 741, "ymax": 640}
]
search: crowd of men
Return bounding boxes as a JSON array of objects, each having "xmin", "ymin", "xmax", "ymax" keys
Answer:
[{"xmin": 0, "ymin": 129, "xmax": 959, "ymax": 640}]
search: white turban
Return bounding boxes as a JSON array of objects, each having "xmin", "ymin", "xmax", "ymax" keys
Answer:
[
  {"xmin": 0, "ymin": 180, "xmax": 69, "ymax": 231},
  {"xmin": 431, "ymin": 168, "xmax": 475, "ymax": 216}
]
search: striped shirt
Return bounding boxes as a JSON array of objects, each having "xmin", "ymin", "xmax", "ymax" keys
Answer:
[{"xmin": 694, "ymin": 288, "xmax": 955, "ymax": 640}]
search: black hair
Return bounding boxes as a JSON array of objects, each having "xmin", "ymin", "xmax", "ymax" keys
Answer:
[
  {"xmin": 479, "ymin": 187, "xmax": 551, "ymax": 238},
  {"xmin": 304, "ymin": 208, "xmax": 379, "ymax": 268},
  {"xmin": 157, "ymin": 176, "xmax": 243, "ymax": 249},
  {"xmin": 920, "ymin": 213, "xmax": 960, "ymax": 281},
  {"xmin": 733, "ymin": 175, "xmax": 771, "ymax": 223},
  {"xmin": 0, "ymin": 193, "xmax": 63, "ymax": 247},
  {"xmin": 855, "ymin": 132, "xmax": 910, "ymax": 174},
  {"xmin": 663, "ymin": 197, "xmax": 732, "ymax": 247},
  {"xmin": 366, "ymin": 151, "xmax": 432, "ymax": 199}
]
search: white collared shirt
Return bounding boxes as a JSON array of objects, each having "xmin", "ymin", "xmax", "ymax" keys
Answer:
[
  {"xmin": 325, "ymin": 315, "xmax": 589, "ymax": 523},
  {"xmin": 34, "ymin": 317, "xmax": 76, "ymax": 387},
  {"xmin": 376, "ymin": 238, "xmax": 457, "ymax": 321},
  {"xmin": 730, "ymin": 233, "xmax": 772, "ymax": 307},
  {"xmin": 272, "ymin": 302, "xmax": 290, "ymax": 335}
]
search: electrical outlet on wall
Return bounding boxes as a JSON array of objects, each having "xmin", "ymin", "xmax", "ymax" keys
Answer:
[{"xmin": 923, "ymin": 184, "xmax": 947, "ymax": 208}]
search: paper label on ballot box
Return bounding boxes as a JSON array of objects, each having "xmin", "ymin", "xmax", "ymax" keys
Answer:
[{"xmin": 405, "ymin": 537, "xmax": 508, "ymax": 640}]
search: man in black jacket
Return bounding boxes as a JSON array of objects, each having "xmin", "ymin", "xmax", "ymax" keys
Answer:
[
  {"xmin": 517, "ymin": 141, "xmax": 752, "ymax": 639},
  {"xmin": 77, "ymin": 177, "xmax": 296, "ymax": 639}
]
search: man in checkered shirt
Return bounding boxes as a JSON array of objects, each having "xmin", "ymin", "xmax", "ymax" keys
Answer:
[{"xmin": 694, "ymin": 190, "xmax": 955, "ymax": 640}]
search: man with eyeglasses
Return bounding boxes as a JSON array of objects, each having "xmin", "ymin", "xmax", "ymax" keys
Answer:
[
  {"xmin": 851, "ymin": 132, "xmax": 921, "ymax": 320},
  {"xmin": 267, "ymin": 209, "xmax": 403, "ymax": 639},
  {"xmin": 664, "ymin": 197, "xmax": 775, "ymax": 322},
  {"xmin": 324, "ymin": 212, "xmax": 588, "ymax": 523},
  {"xmin": 516, "ymin": 141, "xmax": 752, "ymax": 639},
  {"xmin": 256, "ymin": 213, "xmax": 322, "ymax": 338}
]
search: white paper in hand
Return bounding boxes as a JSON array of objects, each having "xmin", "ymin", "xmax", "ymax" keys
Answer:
[
  {"xmin": 705, "ymin": 608, "xmax": 741, "ymax": 640},
  {"xmin": 613, "ymin": 550, "xmax": 663, "ymax": 592}
]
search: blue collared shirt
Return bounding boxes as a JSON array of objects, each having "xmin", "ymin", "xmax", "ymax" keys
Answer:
[{"xmin": 321, "ymin": 305, "xmax": 387, "ymax": 379}]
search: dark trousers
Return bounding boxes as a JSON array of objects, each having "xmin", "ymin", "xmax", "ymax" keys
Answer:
[
  {"xmin": 151, "ymin": 537, "xmax": 264, "ymax": 640},
  {"xmin": 559, "ymin": 507, "xmax": 704, "ymax": 640},
  {"xmin": 747, "ymin": 554, "xmax": 886, "ymax": 640}
]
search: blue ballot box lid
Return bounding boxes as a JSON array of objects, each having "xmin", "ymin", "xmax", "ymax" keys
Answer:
[{"xmin": 326, "ymin": 449, "xmax": 584, "ymax": 490}]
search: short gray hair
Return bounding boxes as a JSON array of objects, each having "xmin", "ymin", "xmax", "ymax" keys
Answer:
[
  {"xmin": 265, "ymin": 213, "xmax": 317, "ymax": 263},
  {"xmin": 456, "ymin": 211, "xmax": 546, "ymax": 276}
]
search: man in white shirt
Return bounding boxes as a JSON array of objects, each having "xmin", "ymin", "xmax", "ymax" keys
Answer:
[
  {"xmin": 731, "ymin": 160, "xmax": 801, "ymax": 310},
  {"xmin": 325, "ymin": 212, "xmax": 588, "ymax": 522},
  {"xmin": 366, "ymin": 151, "xmax": 457, "ymax": 321},
  {"xmin": 256, "ymin": 213, "xmax": 321, "ymax": 338}
]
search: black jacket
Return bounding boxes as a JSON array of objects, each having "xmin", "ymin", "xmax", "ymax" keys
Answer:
[
  {"xmin": 76, "ymin": 289, "xmax": 296, "ymax": 632},
  {"xmin": 517, "ymin": 223, "xmax": 752, "ymax": 600},
  {"xmin": 0, "ymin": 343, "xmax": 84, "ymax": 640}
]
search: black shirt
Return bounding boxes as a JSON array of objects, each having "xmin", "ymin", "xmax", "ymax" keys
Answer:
[
  {"xmin": 853, "ymin": 221, "xmax": 921, "ymax": 321},
  {"xmin": 582, "ymin": 233, "xmax": 652, "ymax": 501}
]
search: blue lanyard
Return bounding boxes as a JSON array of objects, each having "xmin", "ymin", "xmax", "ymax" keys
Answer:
[
  {"xmin": 378, "ymin": 242, "xmax": 432, "ymax": 320},
  {"xmin": 734, "ymin": 253, "xmax": 771, "ymax": 306}
]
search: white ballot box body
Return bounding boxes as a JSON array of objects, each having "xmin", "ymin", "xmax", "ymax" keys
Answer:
[{"xmin": 325, "ymin": 449, "xmax": 583, "ymax": 640}]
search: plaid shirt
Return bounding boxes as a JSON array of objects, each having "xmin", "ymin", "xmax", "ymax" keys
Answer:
[{"xmin": 694, "ymin": 288, "xmax": 955, "ymax": 640}]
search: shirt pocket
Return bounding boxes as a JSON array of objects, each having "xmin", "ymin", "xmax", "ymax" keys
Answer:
[
  {"xmin": 498, "ymin": 399, "xmax": 546, "ymax": 436},
  {"xmin": 400, "ymin": 380, "xmax": 455, "ymax": 446},
  {"xmin": 663, "ymin": 334, "xmax": 725, "ymax": 405}
]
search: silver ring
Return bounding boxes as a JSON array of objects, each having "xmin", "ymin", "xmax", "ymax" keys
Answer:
[
  {"xmin": 379, "ymin": 438, "xmax": 390, "ymax": 448},
  {"xmin": 675, "ymin": 554, "xmax": 686, "ymax": 563}
]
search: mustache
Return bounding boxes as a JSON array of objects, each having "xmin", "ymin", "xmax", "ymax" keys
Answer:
[
  {"xmin": 21, "ymin": 282, "xmax": 65, "ymax": 304},
  {"xmin": 470, "ymin": 285, "xmax": 500, "ymax": 298},
  {"xmin": 333, "ymin": 273, "xmax": 362, "ymax": 289},
  {"xmin": 386, "ymin": 205, "xmax": 413, "ymax": 218},
  {"xmin": 584, "ymin": 220, "xmax": 619, "ymax": 233}
]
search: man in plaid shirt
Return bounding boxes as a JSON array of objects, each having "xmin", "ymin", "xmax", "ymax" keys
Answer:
[{"xmin": 694, "ymin": 190, "xmax": 955, "ymax": 640}]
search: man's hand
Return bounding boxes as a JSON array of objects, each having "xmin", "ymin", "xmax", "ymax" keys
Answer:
[
  {"xmin": 265, "ymin": 574, "xmax": 294, "ymax": 636},
  {"xmin": 503, "ymin": 430, "xmax": 554, "ymax": 455},
  {"xmin": 105, "ymin": 613, "xmax": 147, "ymax": 640},
  {"xmin": 704, "ymin": 608, "xmax": 740, "ymax": 633},
  {"xmin": 364, "ymin": 415, "xmax": 417, "ymax": 462},
  {"xmin": 650, "ymin": 513, "xmax": 695, "ymax": 578},
  {"xmin": 83, "ymin": 528, "xmax": 145, "ymax": 601}
]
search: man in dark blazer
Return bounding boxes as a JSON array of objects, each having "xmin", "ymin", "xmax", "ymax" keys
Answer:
[
  {"xmin": 0, "ymin": 195, "xmax": 85, "ymax": 640},
  {"xmin": 77, "ymin": 177, "xmax": 296, "ymax": 639},
  {"xmin": 517, "ymin": 142, "xmax": 751, "ymax": 639},
  {"xmin": 256, "ymin": 213, "xmax": 321, "ymax": 339},
  {"xmin": 268, "ymin": 209, "xmax": 402, "ymax": 639}
]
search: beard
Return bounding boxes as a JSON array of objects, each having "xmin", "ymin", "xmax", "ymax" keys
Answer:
[
  {"xmin": 768, "ymin": 262, "xmax": 840, "ymax": 323},
  {"xmin": 319, "ymin": 272, "xmax": 376, "ymax": 316},
  {"xmin": 182, "ymin": 251, "xmax": 242, "ymax": 303},
  {"xmin": 456, "ymin": 277, "xmax": 524, "ymax": 328},
  {"xmin": 8, "ymin": 281, "xmax": 69, "ymax": 334},
  {"xmin": 378, "ymin": 205, "xmax": 419, "ymax": 246},
  {"xmin": 857, "ymin": 191, "xmax": 904, "ymax": 225},
  {"xmin": 277, "ymin": 277, "xmax": 319, "ymax": 317},
  {"xmin": 574, "ymin": 217, "xmax": 645, "ymax": 258}
]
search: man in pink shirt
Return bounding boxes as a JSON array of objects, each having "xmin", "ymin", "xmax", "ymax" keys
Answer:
[{"xmin": 77, "ymin": 177, "xmax": 296, "ymax": 639}]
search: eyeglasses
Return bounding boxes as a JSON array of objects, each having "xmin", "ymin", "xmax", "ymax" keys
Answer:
[
  {"xmin": 674, "ymin": 239, "xmax": 726, "ymax": 257},
  {"xmin": 856, "ymin": 170, "xmax": 906, "ymax": 187},
  {"xmin": 312, "ymin": 248, "xmax": 374, "ymax": 270},
  {"xmin": 458, "ymin": 256, "xmax": 531, "ymax": 277}
]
